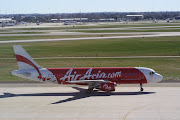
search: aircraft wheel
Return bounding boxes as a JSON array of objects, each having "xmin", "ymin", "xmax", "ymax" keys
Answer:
[
  {"xmin": 86, "ymin": 89, "xmax": 92, "ymax": 94},
  {"xmin": 140, "ymin": 88, "xmax": 144, "ymax": 92}
]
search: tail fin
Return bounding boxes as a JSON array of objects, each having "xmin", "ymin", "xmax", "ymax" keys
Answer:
[{"xmin": 13, "ymin": 45, "xmax": 42, "ymax": 70}]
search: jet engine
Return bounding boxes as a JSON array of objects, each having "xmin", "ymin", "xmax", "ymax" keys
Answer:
[{"xmin": 100, "ymin": 82, "xmax": 116, "ymax": 91}]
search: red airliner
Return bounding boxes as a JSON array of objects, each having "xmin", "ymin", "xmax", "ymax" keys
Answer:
[{"xmin": 11, "ymin": 45, "xmax": 163, "ymax": 94}]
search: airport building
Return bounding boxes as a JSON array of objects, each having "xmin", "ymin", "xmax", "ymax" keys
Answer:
[
  {"xmin": 0, "ymin": 18, "xmax": 16, "ymax": 27},
  {"xmin": 60, "ymin": 18, "xmax": 88, "ymax": 22},
  {"xmin": 47, "ymin": 18, "xmax": 88, "ymax": 23},
  {"xmin": 126, "ymin": 15, "xmax": 144, "ymax": 20},
  {"xmin": 92, "ymin": 18, "xmax": 116, "ymax": 22}
]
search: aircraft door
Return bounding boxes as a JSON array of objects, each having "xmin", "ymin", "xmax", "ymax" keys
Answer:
[{"xmin": 139, "ymin": 69, "xmax": 144, "ymax": 80}]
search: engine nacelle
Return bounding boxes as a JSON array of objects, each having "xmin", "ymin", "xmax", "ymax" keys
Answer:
[{"xmin": 100, "ymin": 82, "xmax": 116, "ymax": 91}]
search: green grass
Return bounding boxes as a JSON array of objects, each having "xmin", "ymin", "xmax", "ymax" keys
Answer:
[
  {"xmin": 9, "ymin": 23, "xmax": 180, "ymax": 31},
  {"xmin": 0, "ymin": 32, "xmax": 48, "ymax": 34},
  {"xmin": 0, "ymin": 36, "xmax": 180, "ymax": 81},
  {"xmin": 0, "ymin": 36, "xmax": 180, "ymax": 58},
  {"xmin": 1, "ymin": 58, "xmax": 179, "ymax": 81},
  {"xmin": 0, "ymin": 34, "xmax": 145, "ymax": 41},
  {"xmin": 0, "ymin": 30, "xmax": 9, "ymax": 32}
]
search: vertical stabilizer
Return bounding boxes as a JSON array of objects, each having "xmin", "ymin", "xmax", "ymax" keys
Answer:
[{"xmin": 13, "ymin": 45, "xmax": 42, "ymax": 70}]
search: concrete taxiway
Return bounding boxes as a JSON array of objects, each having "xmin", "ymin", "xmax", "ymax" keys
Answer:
[
  {"xmin": 0, "ymin": 83, "xmax": 179, "ymax": 120},
  {"xmin": 1, "ymin": 32, "xmax": 180, "ymax": 44}
]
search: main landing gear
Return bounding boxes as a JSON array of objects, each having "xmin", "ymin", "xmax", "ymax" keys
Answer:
[
  {"xmin": 86, "ymin": 88, "xmax": 94, "ymax": 94},
  {"xmin": 140, "ymin": 84, "xmax": 144, "ymax": 92},
  {"xmin": 86, "ymin": 89, "xmax": 92, "ymax": 94},
  {"xmin": 86, "ymin": 83, "xmax": 97, "ymax": 94},
  {"xmin": 86, "ymin": 86, "xmax": 94, "ymax": 94}
]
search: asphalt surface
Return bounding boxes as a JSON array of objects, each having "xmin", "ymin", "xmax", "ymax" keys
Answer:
[
  {"xmin": 0, "ymin": 83, "xmax": 179, "ymax": 120},
  {"xmin": 1, "ymin": 32, "xmax": 180, "ymax": 44},
  {"xmin": 0, "ymin": 32, "xmax": 148, "ymax": 36}
]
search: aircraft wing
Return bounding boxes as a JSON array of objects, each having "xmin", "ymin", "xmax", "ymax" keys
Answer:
[
  {"xmin": 67, "ymin": 80, "xmax": 110, "ymax": 84},
  {"xmin": 67, "ymin": 80, "xmax": 116, "ymax": 92}
]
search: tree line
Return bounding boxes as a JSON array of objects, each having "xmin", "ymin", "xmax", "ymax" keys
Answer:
[{"xmin": 1, "ymin": 11, "xmax": 180, "ymax": 23}]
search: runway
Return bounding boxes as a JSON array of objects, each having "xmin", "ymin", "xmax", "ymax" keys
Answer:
[
  {"xmin": 1, "ymin": 32, "xmax": 180, "ymax": 44},
  {"xmin": 0, "ymin": 83, "xmax": 179, "ymax": 120},
  {"xmin": 0, "ymin": 32, "xmax": 148, "ymax": 36}
]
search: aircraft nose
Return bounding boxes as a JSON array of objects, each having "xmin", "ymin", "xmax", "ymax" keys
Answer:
[{"xmin": 154, "ymin": 73, "xmax": 163, "ymax": 83}]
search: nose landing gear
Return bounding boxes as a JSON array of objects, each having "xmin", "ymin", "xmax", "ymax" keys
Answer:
[{"xmin": 140, "ymin": 84, "xmax": 144, "ymax": 92}]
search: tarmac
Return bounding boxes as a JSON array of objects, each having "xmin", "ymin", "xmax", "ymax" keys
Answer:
[
  {"xmin": 0, "ymin": 83, "xmax": 179, "ymax": 120},
  {"xmin": 1, "ymin": 32, "xmax": 180, "ymax": 44}
]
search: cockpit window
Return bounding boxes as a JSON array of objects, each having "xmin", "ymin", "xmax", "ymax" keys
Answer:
[{"xmin": 150, "ymin": 72, "xmax": 155, "ymax": 75}]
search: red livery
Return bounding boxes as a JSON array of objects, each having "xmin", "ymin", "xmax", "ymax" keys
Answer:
[{"xmin": 11, "ymin": 45, "xmax": 163, "ymax": 94}]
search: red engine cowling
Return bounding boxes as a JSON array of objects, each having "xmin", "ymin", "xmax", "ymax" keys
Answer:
[{"xmin": 100, "ymin": 82, "xmax": 116, "ymax": 91}]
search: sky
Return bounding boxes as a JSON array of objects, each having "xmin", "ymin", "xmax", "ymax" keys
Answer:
[{"xmin": 0, "ymin": 0, "xmax": 180, "ymax": 14}]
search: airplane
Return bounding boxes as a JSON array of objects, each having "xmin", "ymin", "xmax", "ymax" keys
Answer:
[{"xmin": 11, "ymin": 45, "xmax": 163, "ymax": 94}]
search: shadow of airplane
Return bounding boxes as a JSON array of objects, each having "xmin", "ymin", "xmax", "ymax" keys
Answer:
[{"xmin": 0, "ymin": 87, "xmax": 155, "ymax": 104}]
